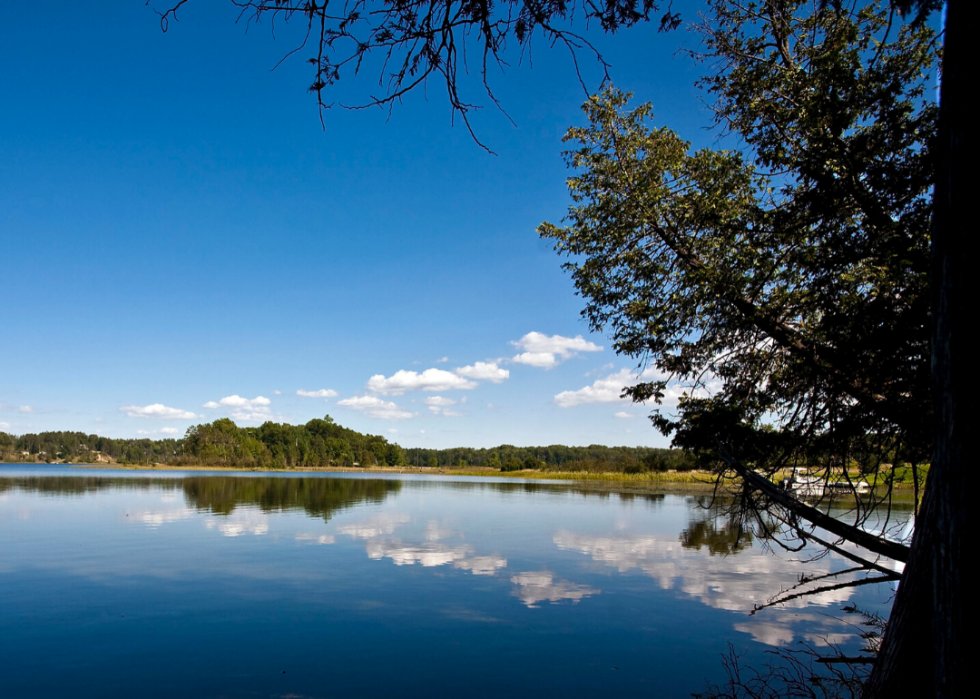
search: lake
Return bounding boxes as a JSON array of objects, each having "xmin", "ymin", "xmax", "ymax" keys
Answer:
[{"xmin": 0, "ymin": 465, "xmax": 907, "ymax": 698}]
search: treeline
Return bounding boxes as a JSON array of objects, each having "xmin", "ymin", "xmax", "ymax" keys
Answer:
[
  {"xmin": 0, "ymin": 430, "xmax": 179, "ymax": 465},
  {"xmin": 404, "ymin": 444, "xmax": 695, "ymax": 473},
  {"xmin": 0, "ymin": 415, "xmax": 405, "ymax": 469},
  {"xmin": 1, "ymin": 419, "xmax": 694, "ymax": 473}
]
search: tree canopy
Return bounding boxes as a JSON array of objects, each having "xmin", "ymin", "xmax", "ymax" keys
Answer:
[{"xmin": 540, "ymin": 0, "xmax": 937, "ymax": 487}]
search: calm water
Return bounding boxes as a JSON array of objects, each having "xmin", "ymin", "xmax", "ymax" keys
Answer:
[{"xmin": 0, "ymin": 465, "xmax": 906, "ymax": 698}]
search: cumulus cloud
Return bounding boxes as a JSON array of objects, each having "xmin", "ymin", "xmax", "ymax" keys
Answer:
[
  {"xmin": 553, "ymin": 368, "xmax": 665, "ymax": 408},
  {"xmin": 296, "ymin": 389, "xmax": 338, "ymax": 398},
  {"xmin": 273, "ymin": 390, "xmax": 282, "ymax": 395},
  {"xmin": 136, "ymin": 427, "xmax": 182, "ymax": 436},
  {"xmin": 121, "ymin": 404, "xmax": 198, "ymax": 420},
  {"xmin": 435, "ymin": 356, "xmax": 449, "ymax": 363},
  {"xmin": 614, "ymin": 412, "xmax": 634, "ymax": 419},
  {"xmin": 554, "ymin": 369, "xmax": 642, "ymax": 408},
  {"xmin": 210, "ymin": 395, "xmax": 271, "ymax": 408},
  {"xmin": 511, "ymin": 351, "xmax": 561, "ymax": 368},
  {"xmin": 424, "ymin": 396, "xmax": 457, "ymax": 407},
  {"xmin": 229, "ymin": 410, "xmax": 272, "ymax": 423},
  {"xmin": 18, "ymin": 405, "xmax": 34, "ymax": 414},
  {"xmin": 0, "ymin": 421, "xmax": 10, "ymax": 429},
  {"xmin": 454, "ymin": 361, "xmax": 509, "ymax": 383},
  {"xmin": 338, "ymin": 395, "xmax": 414, "ymax": 420},
  {"xmin": 510, "ymin": 332, "xmax": 602, "ymax": 368},
  {"xmin": 367, "ymin": 368, "xmax": 477, "ymax": 395},
  {"xmin": 424, "ymin": 395, "xmax": 463, "ymax": 416},
  {"xmin": 200, "ymin": 395, "xmax": 274, "ymax": 423}
]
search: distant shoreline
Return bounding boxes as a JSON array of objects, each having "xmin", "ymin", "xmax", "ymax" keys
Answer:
[
  {"xmin": 54, "ymin": 462, "xmax": 921, "ymax": 490},
  {"xmin": 76, "ymin": 462, "xmax": 714, "ymax": 484}
]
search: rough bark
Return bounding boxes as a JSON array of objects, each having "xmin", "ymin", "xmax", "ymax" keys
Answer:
[{"xmin": 863, "ymin": 2, "xmax": 968, "ymax": 696}]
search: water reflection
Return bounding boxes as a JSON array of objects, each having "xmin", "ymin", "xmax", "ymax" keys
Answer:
[
  {"xmin": 3, "ymin": 474, "xmax": 401, "ymax": 523},
  {"xmin": 510, "ymin": 571, "xmax": 601, "ymax": 608},
  {"xmin": 0, "ymin": 470, "xmax": 906, "ymax": 657}
]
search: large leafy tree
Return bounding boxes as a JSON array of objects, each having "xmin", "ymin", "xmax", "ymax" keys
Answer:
[{"xmin": 540, "ymin": 1, "xmax": 936, "ymax": 488}]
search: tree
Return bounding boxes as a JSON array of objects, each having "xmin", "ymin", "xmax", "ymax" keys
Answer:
[
  {"xmin": 541, "ymin": 1, "xmax": 936, "ymax": 490},
  {"xmin": 537, "ymin": 2, "xmax": 958, "ymax": 696}
]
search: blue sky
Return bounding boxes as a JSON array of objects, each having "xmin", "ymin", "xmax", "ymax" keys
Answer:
[{"xmin": 1, "ymin": 1, "xmax": 716, "ymax": 448}]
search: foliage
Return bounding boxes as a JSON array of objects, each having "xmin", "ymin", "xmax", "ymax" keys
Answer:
[
  {"xmin": 540, "ymin": 0, "xmax": 937, "ymax": 481},
  {"xmin": 0, "ymin": 415, "xmax": 405, "ymax": 470},
  {"xmin": 404, "ymin": 443, "xmax": 694, "ymax": 471}
]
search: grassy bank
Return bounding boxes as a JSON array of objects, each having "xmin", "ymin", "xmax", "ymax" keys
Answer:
[{"xmin": 79, "ymin": 462, "xmax": 922, "ymax": 490}]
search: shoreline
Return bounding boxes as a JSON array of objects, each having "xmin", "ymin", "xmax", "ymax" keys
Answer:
[
  {"xmin": 77, "ymin": 462, "xmax": 715, "ymax": 484},
  {"xmin": 52, "ymin": 462, "xmax": 921, "ymax": 489}
]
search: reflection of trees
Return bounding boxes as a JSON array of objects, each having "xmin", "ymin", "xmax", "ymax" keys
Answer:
[
  {"xmin": 1, "ymin": 475, "xmax": 401, "ymax": 523},
  {"xmin": 402, "ymin": 477, "xmax": 669, "ymax": 505},
  {"xmin": 681, "ymin": 517, "xmax": 753, "ymax": 556},
  {"xmin": 180, "ymin": 477, "xmax": 401, "ymax": 521},
  {"xmin": 1, "ymin": 476, "xmax": 176, "ymax": 496}
]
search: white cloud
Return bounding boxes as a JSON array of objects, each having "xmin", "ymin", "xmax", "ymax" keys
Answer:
[
  {"xmin": 337, "ymin": 395, "xmax": 414, "ymax": 420},
  {"xmin": 367, "ymin": 368, "xmax": 477, "ymax": 395},
  {"xmin": 121, "ymin": 404, "xmax": 198, "ymax": 420},
  {"xmin": 202, "ymin": 395, "xmax": 273, "ymax": 421},
  {"xmin": 0, "ymin": 422, "xmax": 10, "ymax": 429},
  {"xmin": 435, "ymin": 356, "xmax": 449, "ymax": 363},
  {"xmin": 229, "ymin": 410, "xmax": 272, "ymax": 423},
  {"xmin": 273, "ymin": 390, "xmax": 282, "ymax": 395},
  {"xmin": 137, "ymin": 427, "xmax": 182, "ymax": 436},
  {"xmin": 554, "ymin": 368, "xmax": 662, "ymax": 408},
  {"xmin": 454, "ymin": 361, "xmax": 509, "ymax": 383},
  {"xmin": 511, "ymin": 352, "xmax": 560, "ymax": 368},
  {"xmin": 510, "ymin": 332, "xmax": 602, "ymax": 368},
  {"xmin": 213, "ymin": 395, "xmax": 271, "ymax": 408},
  {"xmin": 18, "ymin": 405, "xmax": 34, "ymax": 414},
  {"xmin": 424, "ymin": 396, "xmax": 457, "ymax": 407},
  {"xmin": 296, "ymin": 389, "xmax": 338, "ymax": 398},
  {"xmin": 614, "ymin": 411, "xmax": 634, "ymax": 419},
  {"xmin": 424, "ymin": 396, "xmax": 463, "ymax": 417}
]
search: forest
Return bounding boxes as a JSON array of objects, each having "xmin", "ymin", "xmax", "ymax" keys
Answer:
[{"xmin": 0, "ymin": 417, "xmax": 691, "ymax": 472}]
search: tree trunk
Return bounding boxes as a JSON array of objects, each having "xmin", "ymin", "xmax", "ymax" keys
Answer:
[{"xmin": 863, "ymin": 2, "xmax": 968, "ymax": 696}]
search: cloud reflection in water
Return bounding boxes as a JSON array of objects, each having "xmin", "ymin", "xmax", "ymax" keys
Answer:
[{"xmin": 510, "ymin": 571, "xmax": 600, "ymax": 608}]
